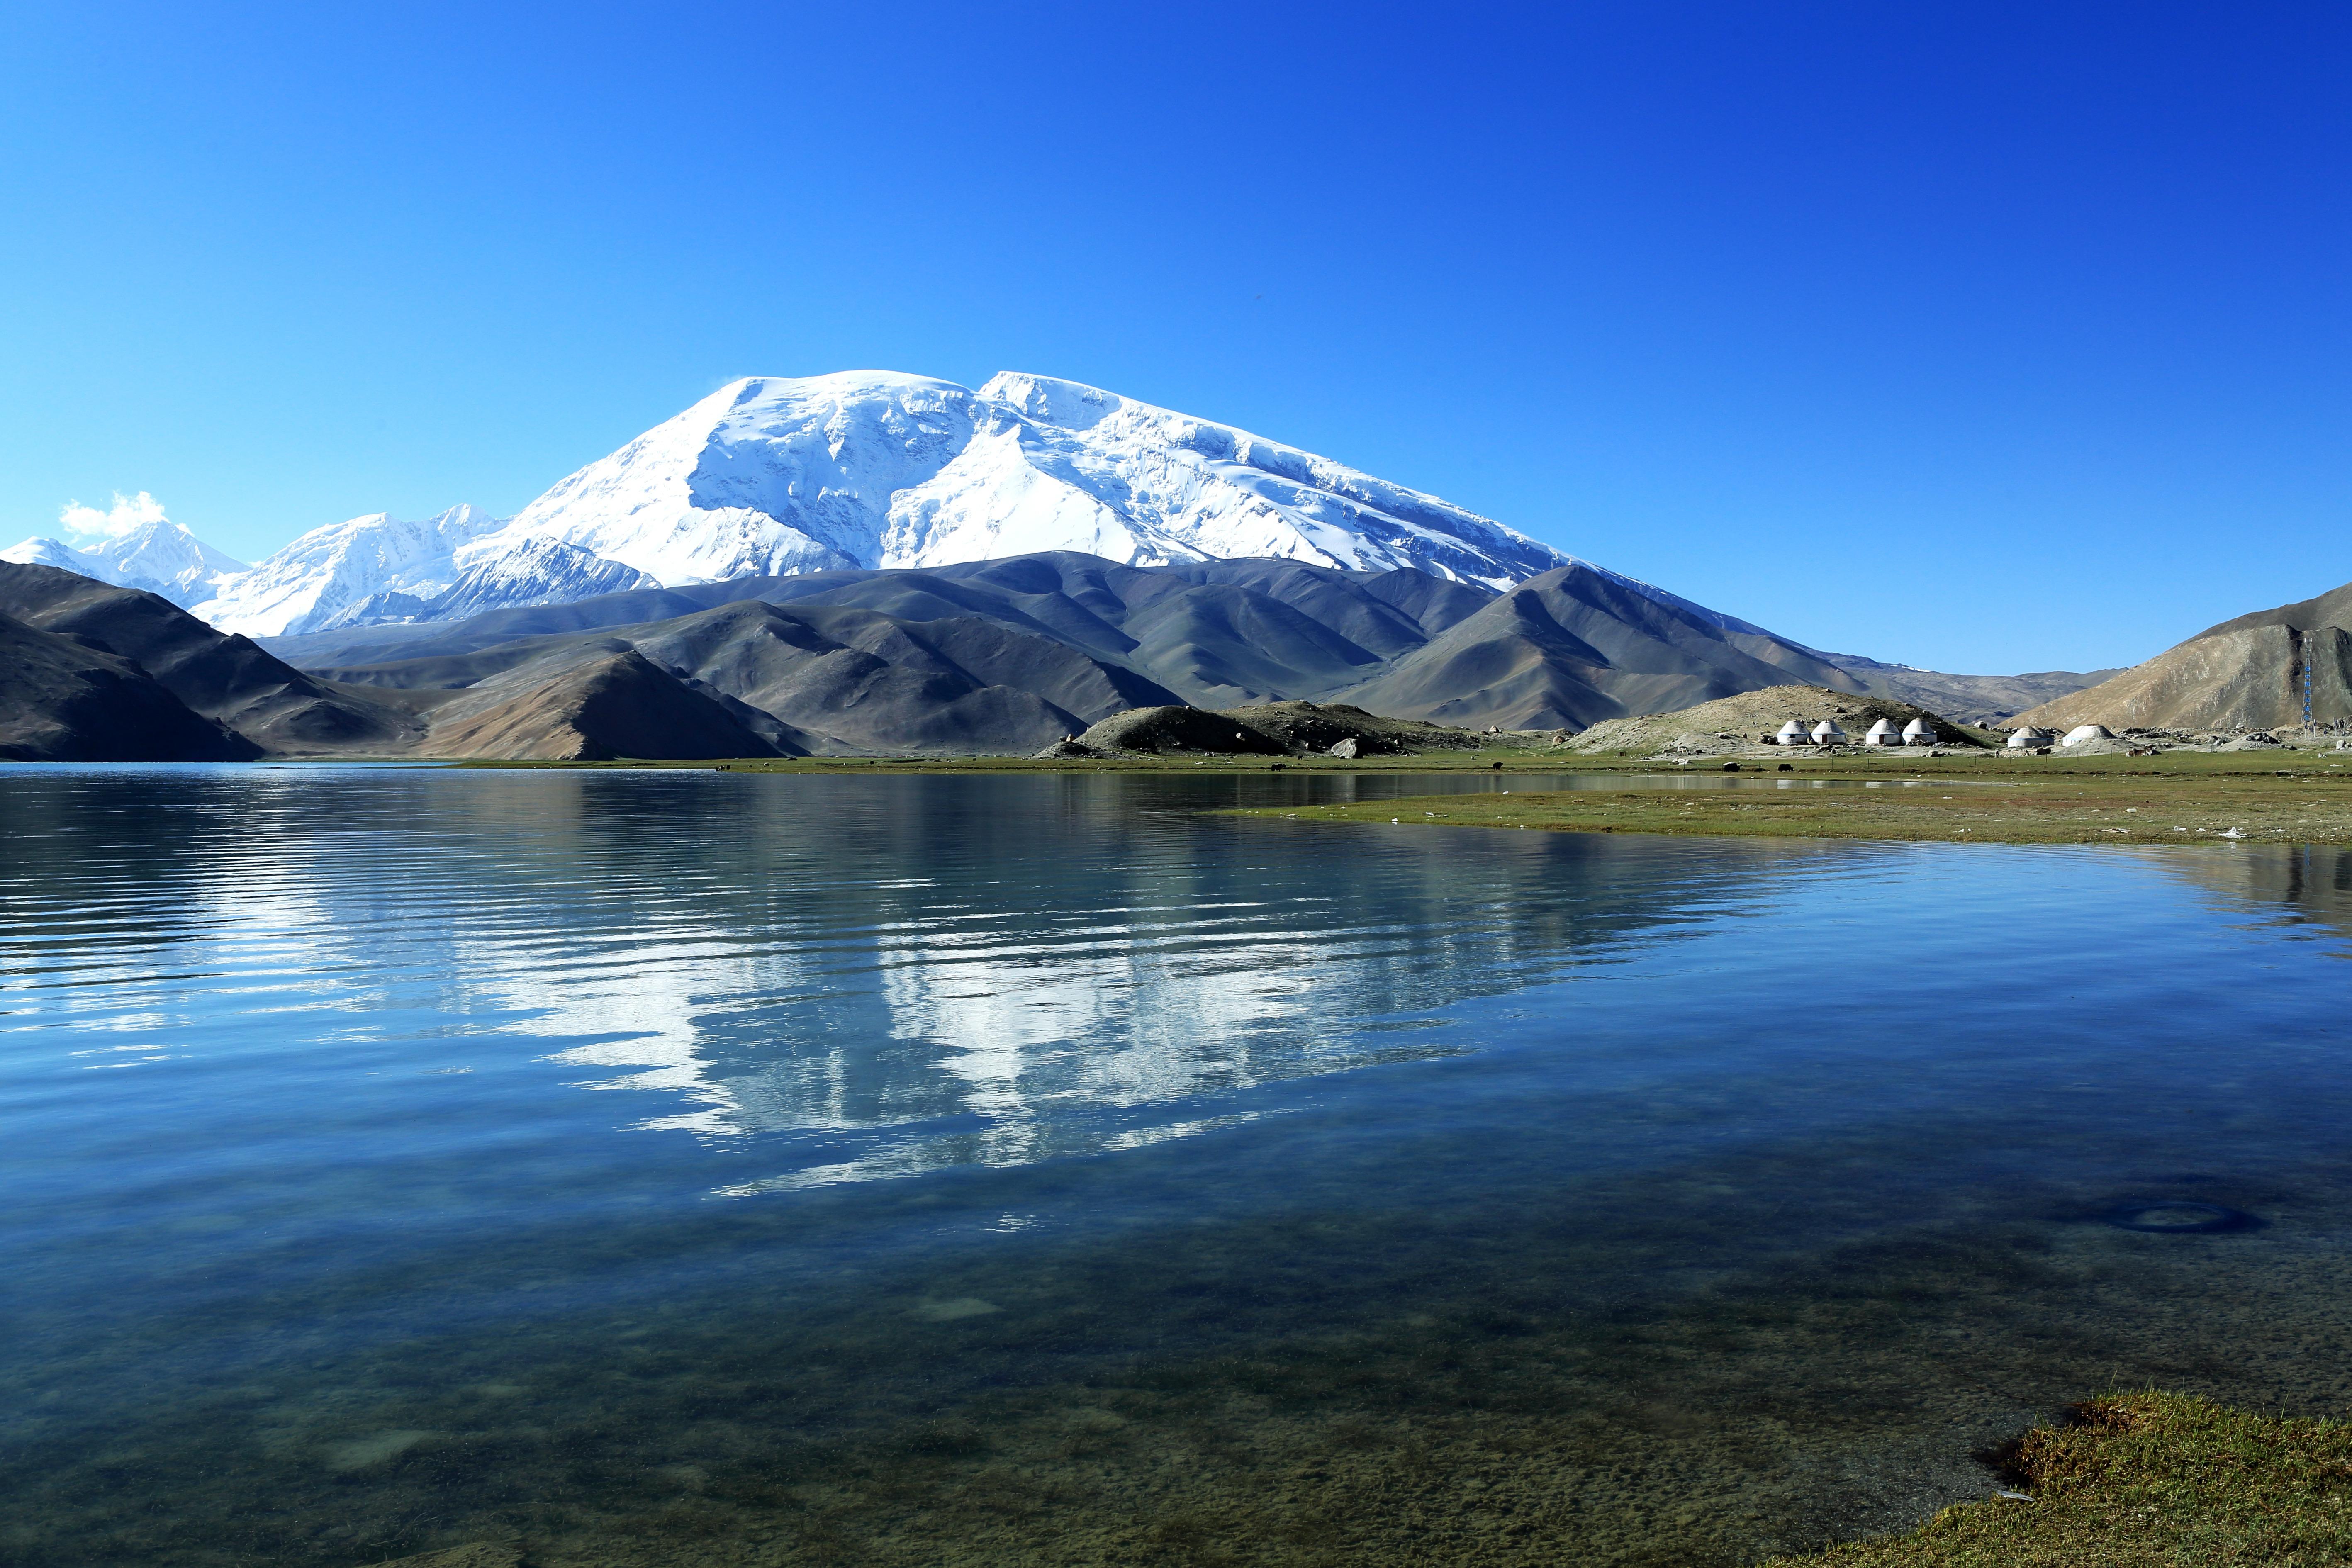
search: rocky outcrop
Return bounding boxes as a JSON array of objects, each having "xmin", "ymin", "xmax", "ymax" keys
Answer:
[{"xmin": 1074, "ymin": 706, "xmax": 1290, "ymax": 755}]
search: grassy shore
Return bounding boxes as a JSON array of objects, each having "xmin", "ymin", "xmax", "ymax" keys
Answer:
[
  {"xmin": 1768, "ymin": 1392, "xmax": 2352, "ymax": 1566},
  {"xmin": 445, "ymin": 747, "xmax": 2352, "ymax": 846},
  {"xmin": 1223, "ymin": 752, "xmax": 2352, "ymax": 846}
]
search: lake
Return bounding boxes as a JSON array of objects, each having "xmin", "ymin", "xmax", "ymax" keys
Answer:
[{"xmin": 5, "ymin": 765, "xmax": 2350, "ymax": 1568}]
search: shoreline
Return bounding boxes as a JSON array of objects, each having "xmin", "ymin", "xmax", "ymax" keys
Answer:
[{"xmin": 433, "ymin": 749, "xmax": 2352, "ymax": 847}]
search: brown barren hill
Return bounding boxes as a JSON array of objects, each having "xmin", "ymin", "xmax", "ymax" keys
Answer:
[
  {"xmin": 2018, "ymin": 577, "xmax": 2352, "ymax": 732},
  {"xmin": 1332, "ymin": 564, "xmax": 1867, "ymax": 730},
  {"xmin": 1568, "ymin": 684, "xmax": 1978, "ymax": 751},
  {"xmin": 416, "ymin": 650, "xmax": 780, "ymax": 761}
]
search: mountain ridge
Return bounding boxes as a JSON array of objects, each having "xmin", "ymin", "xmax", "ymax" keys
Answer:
[
  {"xmin": 12, "ymin": 369, "xmax": 1587, "ymax": 640},
  {"xmin": 2017, "ymin": 575, "xmax": 2352, "ymax": 731}
]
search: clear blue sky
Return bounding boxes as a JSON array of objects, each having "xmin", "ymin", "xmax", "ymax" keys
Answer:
[{"xmin": 2, "ymin": 2, "xmax": 2343, "ymax": 673}]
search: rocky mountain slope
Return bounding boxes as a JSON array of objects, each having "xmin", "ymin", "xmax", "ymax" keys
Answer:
[
  {"xmin": 326, "ymin": 597, "xmax": 1185, "ymax": 757},
  {"xmin": 1327, "ymin": 564, "xmax": 1867, "ymax": 729},
  {"xmin": 1807, "ymin": 651, "xmax": 2120, "ymax": 724},
  {"xmin": 264, "ymin": 552, "xmax": 2117, "ymax": 753},
  {"xmin": 0, "ymin": 610, "xmax": 258, "ymax": 762},
  {"xmin": 0, "ymin": 563, "xmax": 411, "ymax": 760},
  {"xmin": 269, "ymin": 554, "xmax": 1492, "ymax": 710},
  {"xmin": 2017, "ymin": 577, "xmax": 2352, "ymax": 732}
]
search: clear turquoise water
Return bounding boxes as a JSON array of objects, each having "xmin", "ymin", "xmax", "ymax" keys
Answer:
[{"xmin": 4, "ymin": 766, "xmax": 2350, "ymax": 1567}]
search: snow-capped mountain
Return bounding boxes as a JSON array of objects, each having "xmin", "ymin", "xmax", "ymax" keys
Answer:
[
  {"xmin": 487, "ymin": 371, "xmax": 1571, "ymax": 592},
  {"xmin": 33, "ymin": 372, "xmax": 1580, "ymax": 639},
  {"xmin": 2, "ymin": 518, "xmax": 246, "ymax": 609},
  {"xmin": 186, "ymin": 504, "xmax": 508, "ymax": 636}
]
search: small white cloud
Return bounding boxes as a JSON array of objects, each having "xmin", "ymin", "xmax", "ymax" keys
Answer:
[{"xmin": 60, "ymin": 491, "xmax": 168, "ymax": 542}]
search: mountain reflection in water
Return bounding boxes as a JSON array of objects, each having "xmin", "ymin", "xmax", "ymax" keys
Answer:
[{"xmin": 4, "ymin": 766, "xmax": 2351, "ymax": 1568}]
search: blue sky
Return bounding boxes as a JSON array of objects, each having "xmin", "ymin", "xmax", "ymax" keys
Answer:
[{"xmin": 1, "ymin": 1, "xmax": 2343, "ymax": 673}]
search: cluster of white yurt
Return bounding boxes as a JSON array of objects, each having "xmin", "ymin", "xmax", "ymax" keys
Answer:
[{"xmin": 1774, "ymin": 715, "xmax": 1939, "ymax": 746}]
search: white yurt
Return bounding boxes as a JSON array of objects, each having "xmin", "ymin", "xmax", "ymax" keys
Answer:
[
  {"xmin": 1863, "ymin": 719, "xmax": 1899, "ymax": 746},
  {"xmin": 1776, "ymin": 720, "xmax": 1807, "ymax": 745},
  {"xmin": 1901, "ymin": 718, "xmax": 1937, "ymax": 745},
  {"xmin": 2006, "ymin": 726, "xmax": 2053, "ymax": 749},
  {"xmin": 2061, "ymin": 724, "xmax": 2116, "ymax": 747},
  {"xmin": 1811, "ymin": 719, "xmax": 1847, "ymax": 745}
]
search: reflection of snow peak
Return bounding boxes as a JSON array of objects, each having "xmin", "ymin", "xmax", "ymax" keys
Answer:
[{"xmin": 475, "ymin": 880, "xmax": 1459, "ymax": 1192}]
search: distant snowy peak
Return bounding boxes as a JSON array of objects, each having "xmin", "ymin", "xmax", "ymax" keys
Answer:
[
  {"xmin": 2, "ymin": 520, "xmax": 246, "ymax": 609},
  {"xmin": 435, "ymin": 536, "xmax": 657, "ymax": 622},
  {"xmin": 494, "ymin": 370, "xmax": 1573, "ymax": 592},
  {"xmin": 190, "ymin": 504, "xmax": 508, "ymax": 636}
]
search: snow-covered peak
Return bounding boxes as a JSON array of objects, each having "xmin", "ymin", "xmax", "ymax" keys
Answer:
[
  {"xmin": 491, "ymin": 369, "xmax": 1572, "ymax": 593},
  {"xmin": 147, "ymin": 369, "xmax": 1600, "ymax": 639},
  {"xmin": 189, "ymin": 504, "xmax": 506, "ymax": 636},
  {"xmin": 977, "ymin": 371, "xmax": 1121, "ymax": 431},
  {"xmin": 2, "ymin": 534, "xmax": 109, "ymax": 576},
  {"xmin": 2, "ymin": 518, "xmax": 246, "ymax": 608}
]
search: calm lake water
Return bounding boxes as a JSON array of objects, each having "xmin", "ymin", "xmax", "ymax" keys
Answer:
[{"xmin": 4, "ymin": 766, "xmax": 2350, "ymax": 1568}]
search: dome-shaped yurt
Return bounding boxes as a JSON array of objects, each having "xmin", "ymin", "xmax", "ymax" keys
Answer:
[
  {"xmin": 2006, "ymin": 726, "xmax": 2052, "ymax": 750},
  {"xmin": 1811, "ymin": 720, "xmax": 1847, "ymax": 745},
  {"xmin": 1776, "ymin": 720, "xmax": 1807, "ymax": 745},
  {"xmin": 1901, "ymin": 718, "xmax": 1936, "ymax": 745},
  {"xmin": 1864, "ymin": 719, "xmax": 1899, "ymax": 746},
  {"xmin": 2061, "ymin": 724, "xmax": 2115, "ymax": 747}
]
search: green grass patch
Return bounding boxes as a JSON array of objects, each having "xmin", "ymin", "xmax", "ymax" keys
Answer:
[
  {"xmin": 1232, "ymin": 761, "xmax": 2352, "ymax": 845},
  {"xmin": 1770, "ymin": 1392, "xmax": 2352, "ymax": 1566}
]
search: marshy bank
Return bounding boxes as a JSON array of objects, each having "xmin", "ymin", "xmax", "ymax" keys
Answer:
[{"xmin": 1231, "ymin": 755, "xmax": 2352, "ymax": 847}]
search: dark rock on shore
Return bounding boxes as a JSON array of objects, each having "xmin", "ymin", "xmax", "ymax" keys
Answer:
[
  {"xmin": 1223, "ymin": 700, "xmax": 1486, "ymax": 755},
  {"xmin": 1075, "ymin": 706, "xmax": 1290, "ymax": 755}
]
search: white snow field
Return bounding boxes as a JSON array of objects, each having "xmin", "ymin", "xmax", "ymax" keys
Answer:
[{"xmin": 499, "ymin": 370, "xmax": 1570, "ymax": 590}]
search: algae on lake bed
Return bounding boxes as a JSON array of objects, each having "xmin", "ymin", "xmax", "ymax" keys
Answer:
[{"xmin": 1770, "ymin": 1391, "xmax": 2352, "ymax": 1566}]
